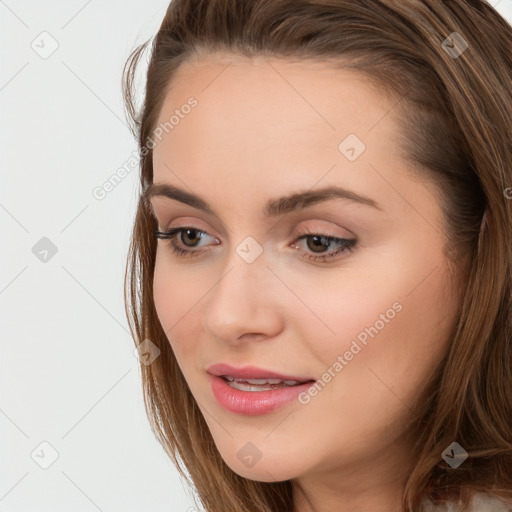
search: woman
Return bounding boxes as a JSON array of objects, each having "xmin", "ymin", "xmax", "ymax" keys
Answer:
[{"xmin": 122, "ymin": 1, "xmax": 512, "ymax": 511}]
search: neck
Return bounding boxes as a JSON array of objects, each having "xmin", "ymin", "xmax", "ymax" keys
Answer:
[{"xmin": 292, "ymin": 438, "xmax": 414, "ymax": 512}]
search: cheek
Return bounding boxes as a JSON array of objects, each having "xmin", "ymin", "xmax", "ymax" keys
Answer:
[
  {"xmin": 291, "ymin": 247, "xmax": 456, "ymax": 397},
  {"xmin": 152, "ymin": 250, "xmax": 203, "ymax": 359}
]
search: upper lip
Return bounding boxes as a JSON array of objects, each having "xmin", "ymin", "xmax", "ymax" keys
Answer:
[{"xmin": 206, "ymin": 363, "xmax": 315, "ymax": 382}]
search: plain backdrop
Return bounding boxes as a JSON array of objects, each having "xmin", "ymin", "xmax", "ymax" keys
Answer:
[{"xmin": 1, "ymin": 1, "xmax": 511, "ymax": 511}]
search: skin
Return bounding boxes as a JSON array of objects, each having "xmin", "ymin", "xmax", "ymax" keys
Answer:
[{"xmin": 149, "ymin": 54, "xmax": 468, "ymax": 512}]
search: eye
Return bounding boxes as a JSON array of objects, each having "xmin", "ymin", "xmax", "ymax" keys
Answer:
[
  {"xmin": 292, "ymin": 228, "xmax": 357, "ymax": 262},
  {"xmin": 154, "ymin": 226, "xmax": 357, "ymax": 263},
  {"xmin": 154, "ymin": 227, "xmax": 219, "ymax": 258}
]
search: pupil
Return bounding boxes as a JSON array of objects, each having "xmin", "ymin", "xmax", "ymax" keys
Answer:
[
  {"xmin": 183, "ymin": 229, "xmax": 200, "ymax": 247},
  {"xmin": 308, "ymin": 235, "xmax": 328, "ymax": 253}
]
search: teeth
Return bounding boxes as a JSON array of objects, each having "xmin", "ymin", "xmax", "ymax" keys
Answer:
[
  {"xmin": 228, "ymin": 381, "xmax": 276, "ymax": 392},
  {"xmin": 244, "ymin": 379, "xmax": 269, "ymax": 385},
  {"xmin": 246, "ymin": 378, "xmax": 287, "ymax": 385},
  {"xmin": 221, "ymin": 376, "xmax": 303, "ymax": 391},
  {"xmin": 221, "ymin": 376, "xmax": 301, "ymax": 386}
]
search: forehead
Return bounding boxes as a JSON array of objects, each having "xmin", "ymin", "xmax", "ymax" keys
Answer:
[
  {"xmin": 150, "ymin": 54, "xmax": 410, "ymax": 212},
  {"xmin": 155, "ymin": 54, "xmax": 393, "ymax": 132}
]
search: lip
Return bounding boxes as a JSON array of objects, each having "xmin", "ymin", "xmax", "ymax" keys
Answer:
[
  {"xmin": 206, "ymin": 363, "xmax": 314, "ymax": 382},
  {"xmin": 206, "ymin": 364, "xmax": 316, "ymax": 416},
  {"xmin": 208, "ymin": 374, "xmax": 316, "ymax": 416}
]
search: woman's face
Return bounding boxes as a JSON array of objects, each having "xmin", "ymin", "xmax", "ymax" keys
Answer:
[{"xmin": 149, "ymin": 55, "xmax": 466, "ymax": 490}]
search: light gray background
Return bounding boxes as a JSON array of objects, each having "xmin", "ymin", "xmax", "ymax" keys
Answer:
[{"xmin": 1, "ymin": 1, "xmax": 511, "ymax": 511}]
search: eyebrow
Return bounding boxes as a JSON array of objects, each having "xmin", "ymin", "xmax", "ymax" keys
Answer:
[{"xmin": 142, "ymin": 182, "xmax": 383, "ymax": 218}]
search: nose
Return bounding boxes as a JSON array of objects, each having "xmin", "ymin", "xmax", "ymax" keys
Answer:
[{"xmin": 201, "ymin": 247, "xmax": 284, "ymax": 345}]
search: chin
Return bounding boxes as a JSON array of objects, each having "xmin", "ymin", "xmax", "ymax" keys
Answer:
[{"xmin": 224, "ymin": 458, "xmax": 297, "ymax": 482}]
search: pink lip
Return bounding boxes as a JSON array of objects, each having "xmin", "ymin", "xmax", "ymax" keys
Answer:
[
  {"xmin": 206, "ymin": 363, "xmax": 314, "ymax": 382},
  {"xmin": 206, "ymin": 364, "xmax": 316, "ymax": 416},
  {"xmin": 208, "ymin": 375, "xmax": 316, "ymax": 416}
]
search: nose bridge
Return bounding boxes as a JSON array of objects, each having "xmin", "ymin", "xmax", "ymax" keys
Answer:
[
  {"xmin": 201, "ymin": 235, "xmax": 283, "ymax": 341},
  {"xmin": 213, "ymin": 235, "xmax": 270, "ymax": 307}
]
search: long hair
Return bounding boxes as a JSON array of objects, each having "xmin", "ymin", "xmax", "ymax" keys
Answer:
[{"xmin": 122, "ymin": 1, "xmax": 512, "ymax": 511}]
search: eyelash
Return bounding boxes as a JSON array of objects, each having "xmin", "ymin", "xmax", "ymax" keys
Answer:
[{"xmin": 154, "ymin": 226, "xmax": 357, "ymax": 263}]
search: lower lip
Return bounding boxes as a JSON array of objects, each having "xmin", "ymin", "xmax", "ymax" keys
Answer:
[{"xmin": 209, "ymin": 374, "xmax": 315, "ymax": 416}]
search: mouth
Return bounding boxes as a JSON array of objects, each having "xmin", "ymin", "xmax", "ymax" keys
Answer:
[{"xmin": 206, "ymin": 364, "xmax": 317, "ymax": 415}]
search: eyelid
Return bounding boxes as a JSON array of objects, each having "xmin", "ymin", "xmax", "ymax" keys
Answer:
[
  {"xmin": 295, "ymin": 219, "xmax": 355, "ymax": 238},
  {"xmin": 159, "ymin": 217, "xmax": 219, "ymax": 235}
]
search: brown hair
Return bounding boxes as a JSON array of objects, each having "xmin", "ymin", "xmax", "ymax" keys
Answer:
[{"xmin": 122, "ymin": 1, "xmax": 512, "ymax": 511}]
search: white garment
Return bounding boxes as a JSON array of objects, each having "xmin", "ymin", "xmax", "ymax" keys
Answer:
[{"xmin": 420, "ymin": 492, "xmax": 512, "ymax": 512}]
